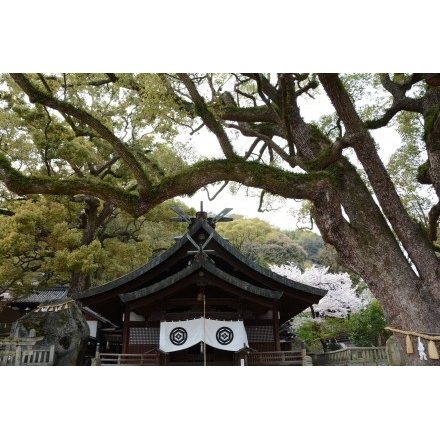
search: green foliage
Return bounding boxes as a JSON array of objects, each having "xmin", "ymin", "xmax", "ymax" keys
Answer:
[
  {"xmin": 347, "ymin": 299, "xmax": 391, "ymax": 346},
  {"xmin": 241, "ymin": 232, "xmax": 308, "ymax": 268},
  {"xmin": 295, "ymin": 319, "xmax": 322, "ymax": 351},
  {"xmin": 51, "ymin": 241, "xmax": 107, "ymax": 275},
  {"xmin": 0, "ymin": 194, "xmax": 190, "ymax": 296},
  {"xmin": 285, "ymin": 229, "xmax": 324, "ymax": 265},
  {"xmin": 0, "ymin": 197, "xmax": 81, "ymax": 295},
  {"xmin": 294, "ymin": 299, "xmax": 390, "ymax": 352},
  {"xmin": 216, "ymin": 216, "xmax": 274, "ymax": 250},
  {"xmin": 295, "ymin": 317, "xmax": 350, "ymax": 352},
  {"xmin": 217, "ymin": 217, "xmax": 314, "ymax": 268}
]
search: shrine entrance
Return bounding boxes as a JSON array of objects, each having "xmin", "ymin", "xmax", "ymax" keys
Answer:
[{"xmin": 167, "ymin": 343, "xmax": 235, "ymax": 366}]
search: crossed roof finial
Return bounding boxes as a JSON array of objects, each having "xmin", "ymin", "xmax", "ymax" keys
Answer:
[{"xmin": 171, "ymin": 203, "xmax": 233, "ymax": 229}]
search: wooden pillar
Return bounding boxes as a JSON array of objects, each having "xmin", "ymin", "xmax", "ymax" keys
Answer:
[
  {"xmin": 239, "ymin": 299, "xmax": 244, "ymax": 320},
  {"xmin": 15, "ymin": 346, "xmax": 22, "ymax": 366},
  {"xmin": 161, "ymin": 299, "xmax": 166, "ymax": 321},
  {"xmin": 273, "ymin": 301, "xmax": 281, "ymax": 351},
  {"xmin": 122, "ymin": 304, "xmax": 130, "ymax": 354}
]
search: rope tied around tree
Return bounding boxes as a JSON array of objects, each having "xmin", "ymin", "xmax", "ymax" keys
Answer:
[{"xmin": 385, "ymin": 327, "xmax": 440, "ymax": 360}]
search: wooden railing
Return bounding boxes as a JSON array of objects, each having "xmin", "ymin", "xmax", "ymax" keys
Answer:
[
  {"xmin": 246, "ymin": 350, "xmax": 304, "ymax": 366},
  {"xmin": 94, "ymin": 352, "xmax": 160, "ymax": 366},
  {"xmin": 311, "ymin": 347, "xmax": 388, "ymax": 366},
  {"xmin": 20, "ymin": 346, "xmax": 55, "ymax": 366},
  {"xmin": 93, "ymin": 350, "xmax": 305, "ymax": 366},
  {"xmin": 0, "ymin": 345, "xmax": 55, "ymax": 366}
]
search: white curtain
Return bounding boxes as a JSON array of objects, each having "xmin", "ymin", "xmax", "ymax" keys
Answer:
[
  {"xmin": 204, "ymin": 318, "xmax": 249, "ymax": 352},
  {"xmin": 159, "ymin": 318, "xmax": 204, "ymax": 352},
  {"xmin": 159, "ymin": 318, "xmax": 248, "ymax": 352}
]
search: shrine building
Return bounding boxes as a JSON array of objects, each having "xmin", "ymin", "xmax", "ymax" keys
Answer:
[{"xmin": 76, "ymin": 206, "xmax": 327, "ymax": 365}]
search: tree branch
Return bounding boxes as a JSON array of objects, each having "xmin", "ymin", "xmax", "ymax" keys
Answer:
[
  {"xmin": 87, "ymin": 73, "xmax": 119, "ymax": 86},
  {"xmin": 139, "ymin": 158, "xmax": 333, "ymax": 216},
  {"xmin": 0, "ymin": 207, "xmax": 14, "ymax": 216},
  {"xmin": 225, "ymin": 122, "xmax": 295, "ymax": 167},
  {"xmin": 279, "ymin": 73, "xmax": 297, "ymax": 156},
  {"xmin": 177, "ymin": 73, "xmax": 236, "ymax": 158},
  {"xmin": 365, "ymin": 74, "xmax": 424, "ymax": 129},
  {"xmin": 9, "ymin": 73, "xmax": 152, "ymax": 198},
  {"xmin": 428, "ymin": 201, "xmax": 440, "ymax": 243},
  {"xmin": 202, "ymin": 181, "xmax": 229, "ymax": 201},
  {"xmin": 318, "ymin": 73, "xmax": 439, "ymax": 281},
  {"xmin": 0, "ymin": 147, "xmax": 333, "ymax": 221},
  {"xmin": 242, "ymin": 73, "xmax": 281, "ymax": 107},
  {"xmin": 0, "ymin": 153, "xmax": 139, "ymax": 214},
  {"xmin": 244, "ymin": 74, "xmax": 282, "ymax": 124}
]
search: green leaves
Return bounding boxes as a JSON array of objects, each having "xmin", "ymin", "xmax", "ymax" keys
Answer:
[
  {"xmin": 347, "ymin": 299, "xmax": 391, "ymax": 347},
  {"xmin": 0, "ymin": 195, "xmax": 191, "ymax": 296},
  {"xmin": 216, "ymin": 216, "xmax": 322, "ymax": 268}
]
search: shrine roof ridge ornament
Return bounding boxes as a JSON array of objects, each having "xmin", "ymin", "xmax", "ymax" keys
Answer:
[{"xmin": 171, "ymin": 201, "xmax": 233, "ymax": 229}]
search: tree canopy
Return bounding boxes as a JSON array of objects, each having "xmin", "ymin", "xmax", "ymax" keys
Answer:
[
  {"xmin": 0, "ymin": 195, "xmax": 191, "ymax": 297},
  {"xmin": 215, "ymin": 215, "xmax": 322, "ymax": 268},
  {"xmin": 1, "ymin": 73, "xmax": 440, "ymax": 364}
]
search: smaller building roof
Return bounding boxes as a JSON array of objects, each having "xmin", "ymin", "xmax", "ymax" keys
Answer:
[
  {"xmin": 7, "ymin": 287, "xmax": 117, "ymax": 327},
  {"xmin": 9, "ymin": 287, "xmax": 69, "ymax": 305}
]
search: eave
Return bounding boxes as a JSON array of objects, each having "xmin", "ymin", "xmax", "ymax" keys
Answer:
[{"xmin": 119, "ymin": 260, "xmax": 283, "ymax": 304}]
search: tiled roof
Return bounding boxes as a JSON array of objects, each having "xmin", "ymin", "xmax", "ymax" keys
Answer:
[
  {"xmin": 11, "ymin": 287, "xmax": 69, "ymax": 304},
  {"xmin": 78, "ymin": 220, "xmax": 326, "ymax": 300}
]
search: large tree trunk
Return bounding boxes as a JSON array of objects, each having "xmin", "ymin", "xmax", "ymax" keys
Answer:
[
  {"xmin": 314, "ymin": 74, "xmax": 440, "ymax": 366},
  {"xmin": 68, "ymin": 197, "xmax": 101, "ymax": 298},
  {"xmin": 312, "ymin": 156, "xmax": 440, "ymax": 365}
]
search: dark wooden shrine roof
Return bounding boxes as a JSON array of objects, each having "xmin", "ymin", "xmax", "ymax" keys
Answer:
[
  {"xmin": 77, "ymin": 218, "xmax": 326, "ymax": 324},
  {"xmin": 119, "ymin": 260, "xmax": 283, "ymax": 303}
]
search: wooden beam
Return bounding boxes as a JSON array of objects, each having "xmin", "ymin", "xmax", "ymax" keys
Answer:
[
  {"xmin": 122, "ymin": 304, "xmax": 130, "ymax": 354},
  {"xmin": 273, "ymin": 301, "xmax": 281, "ymax": 351},
  {"xmin": 165, "ymin": 297, "xmax": 241, "ymax": 308}
]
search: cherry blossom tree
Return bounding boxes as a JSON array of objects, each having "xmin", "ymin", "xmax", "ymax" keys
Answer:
[
  {"xmin": 272, "ymin": 263, "xmax": 376, "ymax": 350},
  {"xmin": 270, "ymin": 263, "xmax": 371, "ymax": 318}
]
